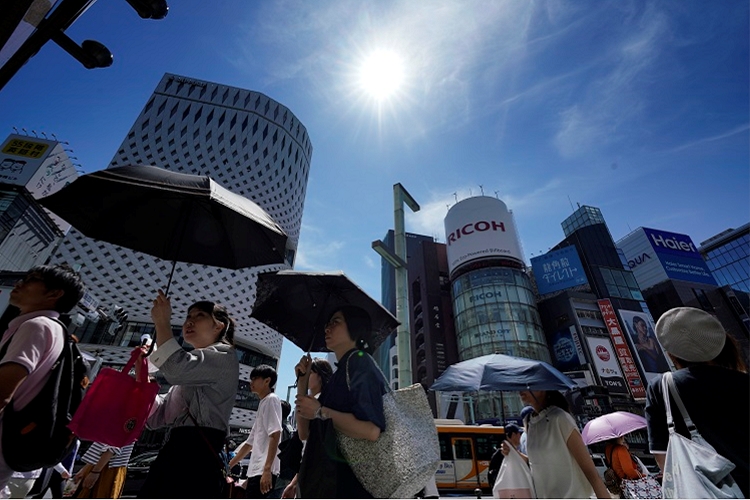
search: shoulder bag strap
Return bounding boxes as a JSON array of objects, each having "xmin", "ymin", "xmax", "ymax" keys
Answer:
[
  {"xmin": 344, "ymin": 351, "xmax": 391, "ymax": 393},
  {"xmin": 186, "ymin": 410, "xmax": 229, "ymax": 474},
  {"xmin": 662, "ymin": 371, "xmax": 699, "ymax": 438}
]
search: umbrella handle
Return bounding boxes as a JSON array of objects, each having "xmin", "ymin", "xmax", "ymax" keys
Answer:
[{"xmin": 164, "ymin": 260, "xmax": 177, "ymax": 296}]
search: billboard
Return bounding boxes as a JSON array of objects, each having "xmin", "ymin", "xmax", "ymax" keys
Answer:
[
  {"xmin": 550, "ymin": 325, "xmax": 586, "ymax": 371},
  {"xmin": 531, "ymin": 245, "xmax": 588, "ymax": 295},
  {"xmin": 597, "ymin": 300, "xmax": 646, "ymax": 399},
  {"xmin": 618, "ymin": 227, "xmax": 716, "ymax": 289},
  {"xmin": 444, "ymin": 196, "xmax": 523, "ymax": 275},
  {"xmin": 0, "ymin": 135, "xmax": 54, "ymax": 185},
  {"xmin": 584, "ymin": 335, "xmax": 629, "ymax": 396},
  {"xmin": 618, "ymin": 309, "xmax": 670, "ymax": 382},
  {"xmin": 643, "ymin": 227, "xmax": 716, "ymax": 285}
]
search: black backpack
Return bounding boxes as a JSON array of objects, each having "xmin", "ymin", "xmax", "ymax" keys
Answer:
[
  {"xmin": 0, "ymin": 317, "xmax": 89, "ymax": 471},
  {"xmin": 277, "ymin": 425, "xmax": 302, "ymax": 480}
]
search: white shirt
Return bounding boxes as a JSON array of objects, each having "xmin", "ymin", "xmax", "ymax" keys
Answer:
[
  {"xmin": 244, "ymin": 392, "xmax": 282, "ymax": 477},
  {"xmin": 526, "ymin": 406, "xmax": 594, "ymax": 499}
]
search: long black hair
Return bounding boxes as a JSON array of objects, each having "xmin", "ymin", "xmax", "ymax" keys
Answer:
[{"xmin": 188, "ymin": 300, "xmax": 235, "ymax": 346}]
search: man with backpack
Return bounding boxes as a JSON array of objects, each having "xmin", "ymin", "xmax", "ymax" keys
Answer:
[{"xmin": 0, "ymin": 264, "xmax": 84, "ymax": 493}]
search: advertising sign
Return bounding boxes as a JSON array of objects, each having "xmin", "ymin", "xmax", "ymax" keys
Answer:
[
  {"xmin": 444, "ymin": 196, "xmax": 524, "ymax": 275},
  {"xmin": 597, "ymin": 300, "xmax": 646, "ymax": 399},
  {"xmin": 643, "ymin": 228, "xmax": 716, "ymax": 285},
  {"xmin": 618, "ymin": 309, "xmax": 670, "ymax": 382},
  {"xmin": 551, "ymin": 325, "xmax": 586, "ymax": 371},
  {"xmin": 584, "ymin": 335, "xmax": 629, "ymax": 396},
  {"xmin": 531, "ymin": 245, "xmax": 588, "ymax": 295},
  {"xmin": 0, "ymin": 135, "xmax": 55, "ymax": 185}
]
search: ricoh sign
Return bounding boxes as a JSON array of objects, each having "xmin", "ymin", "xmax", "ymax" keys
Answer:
[{"xmin": 444, "ymin": 196, "xmax": 523, "ymax": 275}]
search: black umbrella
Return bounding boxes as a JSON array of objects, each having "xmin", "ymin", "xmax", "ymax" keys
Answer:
[
  {"xmin": 38, "ymin": 164, "xmax": 288, "ymax": 292},
  {"xmin": 251, "ymin": 270, "xmax": 399, "ymax": 352}
]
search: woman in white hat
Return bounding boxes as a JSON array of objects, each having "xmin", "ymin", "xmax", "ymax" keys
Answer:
[{"xmin": 644, "ymin": 307, "xmax": 748, "ymax": 497}]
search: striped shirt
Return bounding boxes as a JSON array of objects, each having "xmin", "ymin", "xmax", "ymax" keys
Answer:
[{"xmin": 81, "ymin": 442, "xmax": 135, "ymax": 468}]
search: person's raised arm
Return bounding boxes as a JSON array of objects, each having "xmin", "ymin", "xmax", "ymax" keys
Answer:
[
  {"xmin": 566, "ymin": 431, "xmax": 610, "ymax": 499},
  {"xmin": 294, "ymin": 355, "xmax": 312, "ymax": 441},
  {"xmin": 150, "ymin": 290, "xmax": 173, "ymax": 347}
]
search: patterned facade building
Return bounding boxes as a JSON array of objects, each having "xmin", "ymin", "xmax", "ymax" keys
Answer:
[{"xmin": 50, "ymin": 73, "xmax": 312, "ymax": 432}]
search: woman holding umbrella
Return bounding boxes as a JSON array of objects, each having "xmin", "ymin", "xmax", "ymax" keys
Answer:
[
  {"xmin": 293, "ymin": 306, "xmax": 388, "ymax": 498},
  {"xmin": 503, "ymin": 390, "xmax": 609, "ymax": 499},
  {"xmin": 135, "ymin": 291, "xmax": 240, "ymax": 498}
]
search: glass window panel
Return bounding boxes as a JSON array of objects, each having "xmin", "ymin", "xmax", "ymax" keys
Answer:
[
  {"xmin": 601, "ymin": 268, "xmax": 615, "ymax": 284},
  {"xmin": 624, "ymin": 272, "xmax": 638, "ymax": 288},
  {"xmin": 506, "ymin": 286, "xmax": 520, "ymax": 303},
  {"xmin": 613, "ymin": 270, "xmax": 627, "ymax": 286}
]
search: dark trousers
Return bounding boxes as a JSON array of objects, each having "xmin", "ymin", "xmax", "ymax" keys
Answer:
[
  {"xmin": 138, "ymin": 426, "xmax": 225, "ymax": 499},
  {"xmin": 244, "ymin": 474, "xmax": 278, "ymax": 499}
]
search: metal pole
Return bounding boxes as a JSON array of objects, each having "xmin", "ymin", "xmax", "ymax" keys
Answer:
[{"xmin": 393, "ymin": 184, "xmax": 410, "ymax": 388}]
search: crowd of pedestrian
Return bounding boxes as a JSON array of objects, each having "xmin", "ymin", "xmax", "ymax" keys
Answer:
[{"xmin": 0, "ymin": 264, "xmax": 747, "ymax": 499}]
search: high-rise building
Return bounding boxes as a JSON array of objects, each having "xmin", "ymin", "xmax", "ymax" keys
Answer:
[
  {"xmin": 699, "ymin": 223, "xmax": 750, "ymax": 294},
  {"xmin": 375, "ymin": 231, "xmax": 437, "ymax": 388},
  {"xmin": 442, "ymin": 196, "xmax": 548, "ymax": 420},
  {"xmin": 50, "ymin": 73, "xmax": 312, "ymax": 436},
  {"xmin": 617, "ymin": 226, "xmax": 749, "ymax": 359},
  {"xmin": 533, "ymin": 206, "xmax": 653, "ymax": 442}
]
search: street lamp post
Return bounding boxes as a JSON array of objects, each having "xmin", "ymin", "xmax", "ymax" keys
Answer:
[{"xmin": 372, "ymin": 183, "xmax": 419, "ymax": 389}]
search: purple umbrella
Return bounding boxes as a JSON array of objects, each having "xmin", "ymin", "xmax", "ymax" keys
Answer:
[{"xmin": 582, "ymin": 411, "xmax": 647, "ymax": 445}]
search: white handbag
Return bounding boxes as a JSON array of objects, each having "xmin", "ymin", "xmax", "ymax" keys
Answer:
[
  {"xmin": 660, "ymin": 372, "xmax": 743, "ymax": 499},
  {"xmin": 493, "ymin": 445, "xmax": 535, "ymax": 499}
]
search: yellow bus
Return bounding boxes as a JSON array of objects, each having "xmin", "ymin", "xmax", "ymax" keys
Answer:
[{"xmin": 434, "ymin": 419, "xmax": 506, "ymax": 491}]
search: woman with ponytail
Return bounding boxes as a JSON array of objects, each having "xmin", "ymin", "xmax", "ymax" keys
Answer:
[
  {"xmin": 294, "ymin": 306, "xmax": 388, "ymax": 498},
  {"xmin": 135, "ymin": 290, "xmax": 240, "ymax": 498}
]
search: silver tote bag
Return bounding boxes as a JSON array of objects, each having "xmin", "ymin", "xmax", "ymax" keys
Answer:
[
  {"xmin": 336, "ymin": 353, "xmax": 441, "ymax": 498},
  {"xmin": 660, "ymin": 372, "xmax": 743, "ymax": 499}
]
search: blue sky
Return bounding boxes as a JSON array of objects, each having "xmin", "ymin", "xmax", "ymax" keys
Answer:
[{"xmin": 1, "ymin": 0, "xmax": 748, "ymax": 398}]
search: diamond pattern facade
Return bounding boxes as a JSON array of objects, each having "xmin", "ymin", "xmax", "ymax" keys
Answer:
[{"xmin": 50, "ymin": 74, "xmax": 312, "ymax": 428}]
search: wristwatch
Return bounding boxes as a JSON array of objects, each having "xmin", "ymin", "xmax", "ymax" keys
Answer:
[{"xmin": 314, "ymin": 405, "xmax": 328, "ymax": 420}]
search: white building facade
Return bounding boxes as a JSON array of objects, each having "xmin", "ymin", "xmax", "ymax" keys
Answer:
[{"xmin": 50, "ymin": 73, "xmax": 312, "ymax": 431}]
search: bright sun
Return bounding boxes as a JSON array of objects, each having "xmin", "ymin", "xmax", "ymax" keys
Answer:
[{"xmin": 357, "ymin": 50, "xmax": 405, "ymax": 101}]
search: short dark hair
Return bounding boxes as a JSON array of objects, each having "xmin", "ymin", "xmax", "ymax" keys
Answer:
[
  {"xmin": 280, "ymin": 399, "xmax": 291, "ymax": 421},
  {"xmin": 30, "ymin": 264, "xmax": 84, "ymax": 313},
  {"xmin": 310, "ymin": 358, "xmax": 333, "ymax": 387},
  {"xmin": 188, "ymin": 301, "xmax": 235, "ymax": 346},
  {"xmin": 335, "ymin": 306, "xmax": 373, "ymax": 354},
  {"xmin": 250, "ymin": 364, "xmax": 278, "ymax": 390},
  {"xmin": 504, "ymin": 423, "xmax": 521, "ymax": 437}
]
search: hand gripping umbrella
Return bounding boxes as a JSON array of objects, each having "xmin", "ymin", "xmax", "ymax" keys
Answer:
[
  {"xmin": 38, "ymin": 164, "xmax": 288, "ymax": 293},
  {"xmin": 430, "ymin": 352, "xmax": 578, "ymax": 392},
  {"xmin": 251, "ymin": 270, "xmax": 399, "ymax": 352}
]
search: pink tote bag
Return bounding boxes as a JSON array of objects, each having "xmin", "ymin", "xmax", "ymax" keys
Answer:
[{"xmin": 68, "ymin": 348, "xmax": 159, "ymax": 447}]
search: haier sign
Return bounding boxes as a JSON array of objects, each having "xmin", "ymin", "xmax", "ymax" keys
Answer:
[{"xmin": 643, "ymin": 228, "xmax": 716, "ymax": 286}]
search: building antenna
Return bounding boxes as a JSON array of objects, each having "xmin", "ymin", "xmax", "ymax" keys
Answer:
[
  {"xmin": 453, "ymin": 192, "xmax": 458, "ymax": 203},
  {"xmin": 479, "ymin": 184, "xmax": 484, "ymax": 196},
  {"xmin": 627, "ymin": 223, "xmax": 633, "ymax": 232},
  {"xmin": 567, "ymin": 195, "xmax": 575, "ymax": 211},
  {"xmin": 469, "ymin": 188, "xmax": 473, "ymax": 197},
  {"xmin": 494, "ymin": 190, "xmax": 500, "ymax": 199}
]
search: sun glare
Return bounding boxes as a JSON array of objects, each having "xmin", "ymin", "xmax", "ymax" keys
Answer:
[{"xmin": 358, "ymin": 50, "xmax": 405, "ymax": 101}]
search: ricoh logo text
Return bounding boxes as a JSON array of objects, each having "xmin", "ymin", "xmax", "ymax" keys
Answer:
[{"xmin": 447, "ymin": 220, "xmax": 505, "ymax": 246}]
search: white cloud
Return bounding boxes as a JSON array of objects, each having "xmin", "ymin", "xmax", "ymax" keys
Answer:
[{"xmin": 666, "ymin": 123, "xmax": 750, "ymax": 153}]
